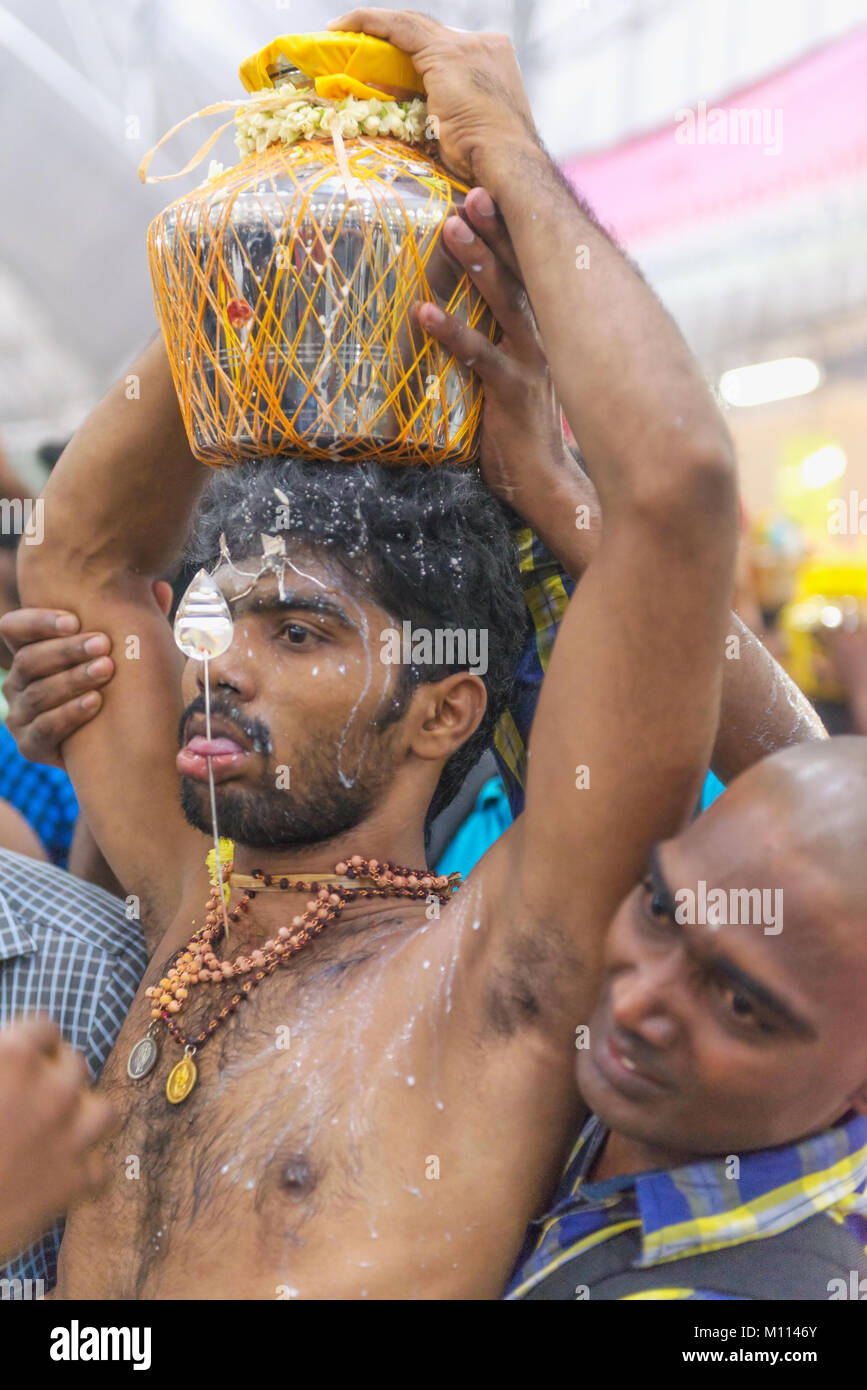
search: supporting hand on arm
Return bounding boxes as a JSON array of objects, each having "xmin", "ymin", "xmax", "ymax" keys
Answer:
[{"xmin": 15, "ymin": 337, "xmax": 211, "ymax": 929}]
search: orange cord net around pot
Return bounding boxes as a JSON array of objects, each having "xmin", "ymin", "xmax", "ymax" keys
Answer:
[{"xmin": 147, "ymin": 132, "xmax": 495, "ymax": 468}]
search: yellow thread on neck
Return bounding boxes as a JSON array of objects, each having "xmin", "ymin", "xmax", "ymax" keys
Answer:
[{"xmin": 206, "ymin": 839, "xmax": 235, "ymax": 901}]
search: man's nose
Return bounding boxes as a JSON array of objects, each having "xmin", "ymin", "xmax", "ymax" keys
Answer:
[
  {"xmin": 610, "ymin": 957, "xmax": 684, "ymax": 1050},
  {"xmin": 196, "ymin": 639, "xmax": 256, "ymax": 701}
]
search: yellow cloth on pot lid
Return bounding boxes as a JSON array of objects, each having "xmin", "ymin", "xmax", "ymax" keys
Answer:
[{"xmin": 239, "ymin": 31, "xmax": 425, "ymax": 103}]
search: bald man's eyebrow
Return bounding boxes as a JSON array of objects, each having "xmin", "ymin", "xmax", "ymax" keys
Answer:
[
  {"xmin": 229, "ymin": 591, "xmax": 354, "ymax": 628},
  {"xmin": 646, "ymin": 844, "xmax": 678, "ymax": 921},
  {"xmin": 705, "ymin": 956, "xmax": 816, "ymax": 1038}
]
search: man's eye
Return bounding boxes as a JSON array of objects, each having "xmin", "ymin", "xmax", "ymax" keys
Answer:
[
  {"xmin": 716, "ymin": 983, "xmax": 773, "ymax": 1033},
  {"xmin": 728, "ymin": 989, "xmax": 754, "ymax": 1018},
  {"xmin": 282, "ymin": 623, "xmax": 312, "ymax": 645},
  {"xmin": 641, "ymin": 878, "xmax": 671, "ymax": 921}
]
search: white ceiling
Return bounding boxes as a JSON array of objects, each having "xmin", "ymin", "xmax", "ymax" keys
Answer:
[{"xmin": 1, "ymin": 0, "xmax": 866, "ymax": 457}]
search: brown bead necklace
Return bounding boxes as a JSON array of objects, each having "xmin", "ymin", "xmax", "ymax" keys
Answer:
[{"xmin": 126, "ymin": 855, "xmax": 460, "ymax": 1104}]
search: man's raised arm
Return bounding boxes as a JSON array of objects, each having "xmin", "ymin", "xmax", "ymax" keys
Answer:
[
  {"xmin": 481, "ymin": 148, "xmax": 737, "ymax": 925},
  {"xmin": 17, "ymin": 337, "xmax": 211, "ymax": 926},
  {"xmin": 334, "ymin": 11, "xmax": 738, "ymax": 969}
]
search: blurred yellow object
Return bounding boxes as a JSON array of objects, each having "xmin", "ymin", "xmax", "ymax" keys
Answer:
[
  {"xmin": 779, "ymin": 558, "xmax": 867, "ymax": 701},
  {"xmin": 206, "ymin": 839, "xmax": 235, "ymax": 902},
  {"xmin": 777, "ymin": 434, "xmax": 849, "ymax": 546},
  {"xmin": 239, "ymin": 31, "xmax": 425, "ymax": 102}
]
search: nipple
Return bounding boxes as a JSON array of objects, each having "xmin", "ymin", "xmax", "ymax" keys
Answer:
[{"xmin": 279, "ymin": 1154, "xmax": 317, "ymax": 1198}]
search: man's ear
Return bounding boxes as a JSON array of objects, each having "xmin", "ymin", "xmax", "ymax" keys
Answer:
[
  {"xmin": 408, "ymin": 671, "xmax": 488, "ymax": 763},
  {"xmin": 153, "ymin": 579, "xmax": 174, "ymax": 619}
]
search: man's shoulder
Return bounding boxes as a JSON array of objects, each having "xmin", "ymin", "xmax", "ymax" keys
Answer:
[{"xmin": 0, "ymin": 848, "xmax": 144, "ymax": 959}]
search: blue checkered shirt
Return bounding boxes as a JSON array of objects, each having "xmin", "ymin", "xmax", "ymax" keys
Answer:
[
  {"xmin": 0, "ymin": 849, "xmax": 147, "ymax": 1291},
  {"xmin": 507, "ymin": 1111, "xmax": 867, "ymax": 1299},
  {"xmin": 0, "ymin": 724, "xmax": 79, "ymax": 867}
]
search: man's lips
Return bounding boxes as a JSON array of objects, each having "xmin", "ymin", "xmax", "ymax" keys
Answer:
[
  {"xmin": 185, "ymin": 735, "xmax": 246, "ymax": 757},
  {"xmin": 177, "ymin": 727, "xmax": 253, "ymax": 782},
  {"xmin": 592, "ymin": 1028, "xmax": 669, "ymax": 1099}
]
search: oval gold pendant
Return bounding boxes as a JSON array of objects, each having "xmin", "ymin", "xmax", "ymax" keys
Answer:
[{"xmin": 166, "ymin": 1054, "xmax": 198, "ymax": 1104}]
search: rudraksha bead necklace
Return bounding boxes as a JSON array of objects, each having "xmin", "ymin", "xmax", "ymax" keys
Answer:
[{"xmin": 127, "ymin": 855, "xmax": 460, "ymax": 1104}]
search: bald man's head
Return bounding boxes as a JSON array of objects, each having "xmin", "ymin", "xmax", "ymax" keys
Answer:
[{"xmin": 579, "ymin": 737, "xmax": 867, "ymax": 1165}]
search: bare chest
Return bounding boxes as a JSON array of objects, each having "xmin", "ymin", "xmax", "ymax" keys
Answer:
[{"xmin": 58, "ymin": 919, "xmax": 518, "ymax": 1298}]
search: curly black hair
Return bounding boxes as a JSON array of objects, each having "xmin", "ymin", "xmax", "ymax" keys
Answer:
[{"xmin": 188, "ymin": 458, "xmax": 527, "ymax": 830}]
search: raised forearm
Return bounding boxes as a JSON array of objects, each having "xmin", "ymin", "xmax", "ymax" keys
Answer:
[
  {"xmin": 20, "ymin": 336, "xmax": 207, "ymax": 596},
  {"xmin": 712, "ymin": 615, "xmax": 827, "ymax": 780},
  {"xmin": 523, "ymin": 475, "xmax": 825, "ymax": 780},
  {"xmin": 475, "ymin": 141, "xmax": 735, "ymax": 510},
  {"xmin": 514, "ymin": 455, "xmax": 602, "ymax": 581}
]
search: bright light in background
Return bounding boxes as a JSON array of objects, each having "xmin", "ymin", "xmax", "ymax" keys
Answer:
[
  {"xmin": 800, "ymin": 444, "xmax": 847, "ymax": 490},
  {"xmin": 720, "ymin": 357, "xmax": 823, "ymax": 407},
  {"xmin": 820, "ymin": 604, "xmax": 844, "ymax": 629}
]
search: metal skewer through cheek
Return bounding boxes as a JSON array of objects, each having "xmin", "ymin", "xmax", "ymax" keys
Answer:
[
  {"xmin": 203, "ymin": 655, "xmax": 231, "ymax": 942},
  {"xmin": 172, "ymin": 567, "xmax": 236, "ymax": 942}
]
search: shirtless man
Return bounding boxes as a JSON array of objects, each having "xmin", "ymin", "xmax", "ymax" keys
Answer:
[{"xmin": 17, "ymin": 14, "xmax": 746, "ymax": 1300}]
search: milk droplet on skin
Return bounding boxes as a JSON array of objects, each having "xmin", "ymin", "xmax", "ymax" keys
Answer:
[
  {"xmin": 406, "ymin": 1075, "xmax": 416, "ymax": 1086},
  {"xmin": 436, "ymin": 1101, "xmax": 445, "ymax": 1111},
  {"xmin": 422, "ymin": 959, "xmax": 430, "ymax": 969}
]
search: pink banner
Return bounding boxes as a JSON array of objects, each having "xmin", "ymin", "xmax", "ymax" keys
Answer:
[{"xmin": 562, "ymin": 26, "xmax": 867, "ymax": 243}]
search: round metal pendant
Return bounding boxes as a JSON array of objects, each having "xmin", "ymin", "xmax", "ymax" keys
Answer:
[
  {"xmin": 127, "ymin": 1036, "xmax": 159, "ymax": 1081},
  {"xmin": 166, "ymin": 1054, "xmax": 198, "ymax": 1105}
]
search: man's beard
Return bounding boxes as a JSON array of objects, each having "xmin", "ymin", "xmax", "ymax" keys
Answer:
[{"xmin": 178, "ymin": 699, "xmax": 401, "ymax": 850}]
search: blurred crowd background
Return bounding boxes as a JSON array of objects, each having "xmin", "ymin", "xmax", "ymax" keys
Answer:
[{"xmin": 2, "ymin": 0, "xmax": 867, "ymax": 776}]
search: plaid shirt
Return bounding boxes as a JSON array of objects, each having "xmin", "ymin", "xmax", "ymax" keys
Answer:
[
  {"xmin": 506, "ymin": 1111, "xmax": 867, "ymax": 1300},
  {"xmin": 0, "ymin": 849, "xmax": 147, "ymax": 1291},
  {"xmin": 493, "ymin": 527, "xmax": 574, "ymax": 817}
]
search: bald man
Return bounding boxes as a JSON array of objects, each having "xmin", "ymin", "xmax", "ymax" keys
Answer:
[{"xmin": 508, "ymin": 737, "xmax": 867, "ymax": 1300}]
